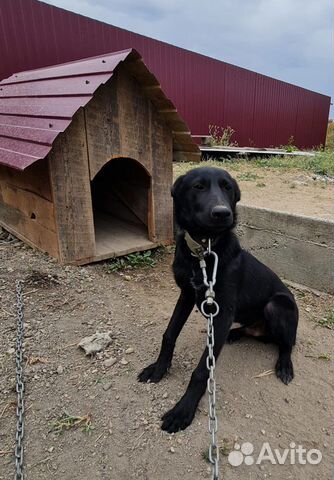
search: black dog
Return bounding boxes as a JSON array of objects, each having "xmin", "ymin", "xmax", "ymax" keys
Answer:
[{"xmin": 138, "ymin": 167, "xmax": 298, "ymax": 433}]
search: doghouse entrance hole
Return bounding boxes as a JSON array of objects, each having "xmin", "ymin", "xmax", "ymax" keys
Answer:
[{"xmin": 91, "ymin": 158, "xmax": 155, "ymax": 258}]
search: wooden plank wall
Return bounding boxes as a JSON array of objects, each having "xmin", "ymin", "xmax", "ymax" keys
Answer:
[
  {"xmin": 85, "ymin": 65, "xmax": 173, "ymax": 243},
  {"xmin": 48, "ymin": 109, "xmax": 95, "ymax": 263},
  {"xmin": 151, "ymin": 109, "xmax": 173, "ymax": 243},
  {"xmin": 0, "ymin": 160, "xmax": 59, "ymax": 257}
]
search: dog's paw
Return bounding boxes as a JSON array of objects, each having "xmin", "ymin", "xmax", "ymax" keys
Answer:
[
  {"xmin": 161, "ymin": 400, "xmax": 196, "ymax": 433},
  {"xmin": 275, "ymin": 357, "xmax": 294, "ymax": 385},
  {"xmin": 138, "ymin": 362, "xmax": 169, "ymax": 383}
]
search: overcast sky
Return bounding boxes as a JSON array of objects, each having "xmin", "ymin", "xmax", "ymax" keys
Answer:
[{"xmin": 43, "ymin": 0, "xmax": 333, "ymax": 114}]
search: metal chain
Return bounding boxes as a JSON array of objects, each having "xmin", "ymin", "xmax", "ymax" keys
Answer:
[
  {"xmin": 200, "ymin": 240, "xmax": 220, "ymax": 480},
  {"xmin": 15, "ymin": 280, "xmax": 25, "ymax": 480}
]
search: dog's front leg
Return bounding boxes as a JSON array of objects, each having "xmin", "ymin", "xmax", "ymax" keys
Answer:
[
  {"xmin": 161, "ymin": 305, "xmax": 234, "ymax": 433},
  {"xmin": 138, "ymin": 287, "xmax": 195, "ymax": 383}
]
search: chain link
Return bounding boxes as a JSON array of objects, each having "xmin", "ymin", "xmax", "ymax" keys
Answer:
[
  {"xmin": 15, "ymin": 280, "xmax": 25, "ymax": 480},
  {"xmin": 200, "ymin": 240, "xmax": 220, "ymax": 480}
]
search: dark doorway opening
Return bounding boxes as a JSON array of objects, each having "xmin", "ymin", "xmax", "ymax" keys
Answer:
[{"xmin": 91, "ymin": 157, "xmax": 154, "ymax": 259}]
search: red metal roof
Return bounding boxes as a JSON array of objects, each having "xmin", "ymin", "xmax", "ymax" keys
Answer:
[
  {"xmin": 0, "ymin": 47, "xmax": 199, "ymax": 170},
  {"xmin": 0, "ymin": 49, "xmax": 141, "ymax": 170},
  {"xmin": 0, "ymin": 49, "xmax": 132, "ymax": 170}
]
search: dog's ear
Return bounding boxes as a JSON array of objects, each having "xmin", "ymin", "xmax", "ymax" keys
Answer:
[
  {"xmin": 171, "ymin": 175, "xmax": 185, "ymax": 198},
  {"xmin": 232, "ymin": 178, "xmax": 241, "ymax": 203}
]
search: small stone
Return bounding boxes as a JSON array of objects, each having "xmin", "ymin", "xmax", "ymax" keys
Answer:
[
  {"xmin": 120, "ymin": 358, "xmax": 129, "ymax": 365},
  {"xmin": 48, "ymin": 446, "xmax": 54, "ymax": 453},
  {"xmin": 78, "ymin": 332, "xmax": 112, "ymax": 355},
  {"xmin": 170, "ymin": 447, "xmax": 175, "ymax": 453},
  {"xmin": 104, "ymin": 357, "xmax": 117, "ymax": 368},
  {"xmin": 103, "ymin": 382, "xmax": 113, "ymax": 391},
  {"xmin": 56, "ymin": 365, "xmax": 64, "ymax": 375},
  {"xmin": 245, "ymin": 414, "xmax": 253, "ymax": 419},
  {"xmin": 125, "ymin": 347, "xmax": 134, "ymax": 354},
  {"xmin": 6, "ymin": 347, "xmax": 15, "ymax": 355},
  {"xmin": 162, "ymin": 392, "xmax": 168, "ymax": 399},
  {"xmin": 123, "ymin": 275, "xmax": 132, "ymax": 281},
  {"xmin": 261, "ymin": 429, "xmax": 266, "ymax": 435}
]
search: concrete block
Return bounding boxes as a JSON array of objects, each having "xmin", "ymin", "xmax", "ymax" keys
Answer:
[{"xmin": 237, "ymin": 205, "xmax": 334, "ymax": 294}]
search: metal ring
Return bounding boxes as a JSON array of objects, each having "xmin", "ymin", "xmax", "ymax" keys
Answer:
[{"xmin": 201, "ymin": 299, "xmax": 219, "ymax": 317}]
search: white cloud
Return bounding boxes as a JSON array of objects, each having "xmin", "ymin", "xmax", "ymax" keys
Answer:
[{"xmin": 43, "ymin": 0, "xmax": 333, "ymax": 108}]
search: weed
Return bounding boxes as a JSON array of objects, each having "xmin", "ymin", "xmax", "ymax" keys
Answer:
[
  {"xmin": 105, "ymin": 249, "xmax": 163, "ymax": 273},
  {"xmin": 326, "ymin": 120, "xmax": 334, "ymax": 150},
  {"xmin": 305, "ymin": 353, "xmax": 332, "ymax": 361},
  {"xmin": 50, "ymin": 412, "xmax": 93, "ymax": 434},
  {"xmin": 253, "ymin": 150, "xmax": 334, "ymax": 177},
  {"xmin": 208, "ymin": 125, "xmax": 238, "ymax": 147},
  {"xmin": 202, "ymin": 448, "xmax": 210, "ymax": 463},
  {"xmin": 237, "ymin": 172, "xmax": 259, "ymax": 181},
  {"xmin": 315, "ymin": 310, "xmax": 334, "ymax": 330},
  {"xmin": 280, "ymin": 136, "xmax": 298, "ymax": 153},
  {"xmin": 220, "ymin": 438, "xmax": 234, "ymax": 456},
  {"xmin": 318, "ymin": 353, "xmax": 331, "ymax": 361},
  {"xmin": 202, "ymin": 437, "xmax": 234, "ymax": 463}
]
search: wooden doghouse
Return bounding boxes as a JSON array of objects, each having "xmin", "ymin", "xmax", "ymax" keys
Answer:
[{"xmin": 0, "ymin": 49, "xmax": 199, "ymax": 264}]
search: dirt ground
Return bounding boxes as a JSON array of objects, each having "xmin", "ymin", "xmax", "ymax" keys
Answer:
[
  {"xmin": 174, "ymin": 163, "xmax": 334, "ymax": 220},
  {"xmin": 0, "ymin": 236, "xmax": 333, "ymax": 480}
]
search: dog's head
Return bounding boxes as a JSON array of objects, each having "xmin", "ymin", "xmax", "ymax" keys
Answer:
[{"xmin": 172, "ymin": 167, "xmax": 241, "ymax": 236}]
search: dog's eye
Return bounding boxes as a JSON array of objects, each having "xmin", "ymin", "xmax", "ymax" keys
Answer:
[
  {"xmin": 192, "ymin": 183, "xmax": 205, "ymax": 190},
  {"xmin": 221, "ymin": 181, "xmax": 231, "ymax": 191}
]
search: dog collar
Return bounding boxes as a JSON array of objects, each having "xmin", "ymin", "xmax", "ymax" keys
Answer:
[{"xmin": 184, "ymin": 231, "xmax": 208, "ymax": 259}]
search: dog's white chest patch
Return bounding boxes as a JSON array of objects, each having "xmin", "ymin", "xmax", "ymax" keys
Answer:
[{"xmin": 230, "ymin": 322, "xmax": 243, "ymax": 330}]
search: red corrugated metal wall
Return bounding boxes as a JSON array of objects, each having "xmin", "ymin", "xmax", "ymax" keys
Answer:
[{"xmin": 0, "ymin": 0, "xmax": 330, "ymax": 148}]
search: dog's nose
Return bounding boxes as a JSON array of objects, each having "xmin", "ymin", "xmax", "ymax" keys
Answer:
[{"xmin": 211, "ymin": 205, "xmax": 231, "ymax": 219}]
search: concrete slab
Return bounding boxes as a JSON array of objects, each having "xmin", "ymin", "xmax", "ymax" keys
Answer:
[{"xmin": 237, "ymin": 205, "xmax": 334, "ymax": 294}]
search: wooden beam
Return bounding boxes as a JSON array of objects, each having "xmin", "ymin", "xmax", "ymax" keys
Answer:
[{"xmin": 48, "ymin": 109, "xmax": 95, "ymax": 264}]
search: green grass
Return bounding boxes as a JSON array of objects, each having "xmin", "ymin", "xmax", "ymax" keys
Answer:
[
  {"xmin": 174, "ymin": 150, "xmax": 334, "ymax": 178},
  {"xmin": 236, "ymin": 172, "xmax": 259, "ymax": 181},
  {"xmin": 315, "ymin": 310, "xmax": 334, "ymax": 330},
  {"xmin": 318, "ymin": 353, "xmax": 332, "ymax": 361},
  {"xmin": 105, "ymin": 248, "xmax": 164, "ymax": 273},
  {"xmin": 326, "ymin": 121, "xmax": 334, "ymax": 150},
  {"xmin": 50, "ymin": 413, "xmax": 94, "ymax": 434},
  {"xmin": 252, "ymin": 150, "xmax": 334, "ymax": 176}
]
